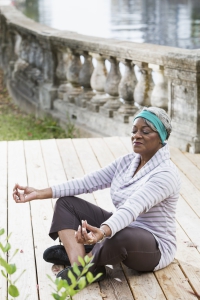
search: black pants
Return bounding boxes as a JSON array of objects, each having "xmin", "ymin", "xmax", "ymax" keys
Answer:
[{"xmin": 49, "ymin": 196, "xmax": 161, "ymax": 272}]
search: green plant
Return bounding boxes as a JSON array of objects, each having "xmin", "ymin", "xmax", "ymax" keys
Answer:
[
  {"xmin": 48, "ymin": 255, "xmax": 102, "ymax": 300},
  {"xmin": 0, "ymin": 227, "xmax": 100, "ymax": 300},
  {"xmin": 0, "ymin": 228, "xmax": 26, "ymax": 299}
]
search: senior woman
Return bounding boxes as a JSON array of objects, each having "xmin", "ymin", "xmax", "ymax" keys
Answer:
[{"xmin": 13, "ymin": 106, "xmax": 181, "ymax": 285}]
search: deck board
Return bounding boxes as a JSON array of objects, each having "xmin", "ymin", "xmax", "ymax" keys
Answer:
[{"xmin": 0, "ymin": 137, "xmax": 200, "ymax": 300}]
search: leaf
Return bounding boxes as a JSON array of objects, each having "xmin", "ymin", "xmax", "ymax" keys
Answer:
[
  {"xmin": 1, "ymin": 269, "xmax": 7, "ymax": 278},
  {"xmin": 1, "ymin": 270, "xmax": 12, "ymax": 284},
  {"xmin": 9, "ymin": 249, "xmax": 19, "ymax": 262},
  {"xmin": 13, "ymin": 269, "xmax": 26, "ymax": 284},
  {"xmin": 0, "ymin": 258, "xmax": 17, "ymax": 275},
  {"xmin": 47, "ymin": 274, "xmax": 55, "ymax": 284},
  {"xmin": 52, "ymin": 293, "xmax": 61, "ymax": 300},
  {"xmin": 77, "ymin": 277, "xmax": 87, "ymax": 290},
  {"xmin": 78, "ymin": 256, "xmax": 85, "ymax": 267},
  {"xmin": 86, "ymin": 271, "xmax": 94, "ymax": 284},
  {"xmin": 0, "ymin": 228, "xmax": 5, "ymax": 235},
  {"xmin": 7, "ymin": 263, "xmax": 17, "ymax": 275},
  {"xmin": 93, "ymin": 272, "xmax": 103, "ymax": 282},
  {"xmin": 8, "ymin": 284, "xmax": 19, "ymax": 297},
  {"xmin": 6, "ymin": 232, "xmax": 12, "ymax": 241},
  {"xmin": 72, "ymin": 263, "xmax": 81, "ymax": 277},
  {"xmin": 68, "ymin": 270, "xmax": 76, "ymax": 285},
  {"xmin": 84, "ymin": 255, "xmax": 92, "ymax": 264},
  {"xmin": 3, "ymin": 242, "xmax": 11, "ymax": 252}
]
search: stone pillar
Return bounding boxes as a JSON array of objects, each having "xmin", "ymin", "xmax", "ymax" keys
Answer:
[
  {"xmin": 75, "ymin": 51, "xmax": 94, "ymax": 107},
  {"xmin": 149, "ymin": 64, "xmax": 168, "ymax": 110},
  {"xmin": 114, "ymin": 59, "xmax": 138, "ymax": 123},
  {"xmin": 134, "ymin": 62, "xmax": 151, "ymax": 107},
  {"xmin": 100, "ymin": 56, "xmax": 122, "ymax": 118},
  {"xmin": 64, "ymin": 49, "xmax": 82, "ymax": 103},
  {"xmin": 88, "ymin": 53, "xmax": 107, "ymax": 112},
  {"xmin": 165, "ymin": 67, "xmax": 200, "ymax": 153},
  {"xmin": 56, "ymin": 49, "xmax": 71, "ymax": 99}
]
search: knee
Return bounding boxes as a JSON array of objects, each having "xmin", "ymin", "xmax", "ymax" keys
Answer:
[{"xmin": 54, "ymin": 196, "xmax": 74, "ymax": 210}]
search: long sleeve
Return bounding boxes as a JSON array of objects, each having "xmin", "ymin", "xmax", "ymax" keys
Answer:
[
  {"xmin": 103, "ymin": 167, "xmax": 180, "ymax": 237},
  {"xmin": 51, "ymin": 159, "xmax": 119, "ymax": 198}
]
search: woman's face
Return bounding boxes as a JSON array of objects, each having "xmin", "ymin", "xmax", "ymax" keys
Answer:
[{"xmin": 131, "ymin": 118, "xmax": 162, "ymax": 158}]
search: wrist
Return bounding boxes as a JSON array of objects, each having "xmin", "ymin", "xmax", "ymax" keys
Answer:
[{"xmin": 97, "ymin": 227, "xmax": 107, "ymax": 243}]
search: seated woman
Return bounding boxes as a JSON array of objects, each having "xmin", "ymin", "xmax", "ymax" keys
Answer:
[{"xmin": 13, "ymin": 106, "xmax": 181, "ymax": 285}]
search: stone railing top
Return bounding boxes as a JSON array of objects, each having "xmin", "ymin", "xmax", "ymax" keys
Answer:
[{"xmin": 1, "ymin": 5, "xmax": 200, "ymax": 71}]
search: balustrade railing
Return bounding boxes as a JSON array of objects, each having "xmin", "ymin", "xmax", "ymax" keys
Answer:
[{"xmin": 1, "ymin": 6, "xmax": 200, "ymax": 152}]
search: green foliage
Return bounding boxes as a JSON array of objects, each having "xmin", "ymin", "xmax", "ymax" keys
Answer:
[
  {"xmin": 48, "ymin": 255, "xmax": 103, "ymax": 300},
  {"xmin": 0, "ymin": 71, "xmax": 79, "ymax": 140},
  {"xmin": 0, "ymin": 228, "xmax": 26, "ymax": 299},
  {"xmin": 0, "ymin": 227, "xmax": 102, "ymax": 300}
]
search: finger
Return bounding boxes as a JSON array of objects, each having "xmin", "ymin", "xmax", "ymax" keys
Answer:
[
  {"xmin": 82, "ymin": 226, "xmax": 89, "ymax": 241},
  {"xmin": 13, "ymin": 183, "xmax": 27, "ymax": 192},
  {"xmin": 76, "ymin": 225, "xmax": 84, "ymax": 243},
  {"xmin": 85, "ymin": 221, "xmax": 97, "ymax": 232}
]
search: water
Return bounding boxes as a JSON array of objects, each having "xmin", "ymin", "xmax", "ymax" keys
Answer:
[{"xmin": 13, "ymin": 0, "xmax": 200, "ymax": 49}]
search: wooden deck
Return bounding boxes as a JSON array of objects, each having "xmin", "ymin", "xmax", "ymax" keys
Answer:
[{"xmin": 0, "ymin": 137, "xmax": 200, "ymax": 300}]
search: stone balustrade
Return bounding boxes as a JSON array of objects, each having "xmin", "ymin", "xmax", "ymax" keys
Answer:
[{"xmin": 1, "ymin": 6, "xmax": 200, "ymax": 152}]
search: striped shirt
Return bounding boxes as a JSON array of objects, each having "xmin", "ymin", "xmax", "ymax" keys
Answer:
[{"xmin": 51, "ymin": 143, "xmax": 181, "ymax": 271}]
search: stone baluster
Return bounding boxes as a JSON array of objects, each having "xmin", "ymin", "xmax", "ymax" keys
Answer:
[
  {"xmin": 56, "ymin": 49, "xmax": 70, "ymax": 99},
  {"xmin": 100, "ymin": 56, "xmax": 122, "ymax": 118},
  {"xmin": 164, "ymin": 66, "xmax": 200, "ymax": 153},
  {"xmin": 88, "ymin": 53, "xmax": 107, "ymax": 112},
  {"xmin": 64, "ymin": 49, "xmax": 82, "ymax": 103},
  {"xmin": 114, "ymin": 59, "xmax": 138, "ymax": 123},
  {"xmin": 149, "ymin": 64, "xmax": 168, "ymax": 110},
  {"xmin": 12, "ymin": 33, "xmax": 28, "ymax": 79},
  {"xmin": 134, "ymin": 62, "xmax": 152, "ymax": 107},
  {"xmin": 75, "ymin": 51, "xmax": 94, "ymax": 107}
]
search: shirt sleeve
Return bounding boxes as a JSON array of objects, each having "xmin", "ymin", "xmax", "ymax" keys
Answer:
[
  {"xmin": 51, "ymin": 159, "xmax": 119, "ymax": 198},
  {"xmin": 103, "ymin": 169, "xmax": 180, "ymax": 237}
]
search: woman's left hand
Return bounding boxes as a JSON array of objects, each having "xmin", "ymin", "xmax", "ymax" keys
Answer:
[{"xmin": 75, "ymin": 220, "xmax": 103, "ymax": 245}]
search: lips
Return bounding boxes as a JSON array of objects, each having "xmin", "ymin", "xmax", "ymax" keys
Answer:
[{"xmin": 133, "ymin": 142, "xmax": 143, "ymax": 145}]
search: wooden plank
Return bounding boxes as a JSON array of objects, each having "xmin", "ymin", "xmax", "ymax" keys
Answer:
[
  {"xmin": 178, "ymin": 170, "xmax": 200, "ymax": 218},
  {"xmin": 7, "ymin": 141, "xmax": 38, "ymax": 299},
  {"xmin": 123, "ymin": 266, "xmax": 166, "ymax": 300},
  {"xmin": 176, "ymin": 195, "xmax": 200, "ymax": 252},
  {"xmin": 40, "ymin": 139, "xmax": 67, "ymax": 208},
  {"xmin": 56, "ymin": 139, "xmax": 96, "ymax": 205},
  {"xmin": 99, "ymin": 264, "xmax": 134, "ymax": 300},
  {"xmin": 170, "ymin": 146, "xmax": 200, "ymax": 192},
  {"xmin": 41, "ymin": 139, "xmax": 102, "ymax": 299},
  {"xmin": 155, "ymin": 262, "xmax": 198, "ymax": 300},
  {"xmin": 119, "ymin": 137, "xmax": 132, "ymax": 153},
  {"xmin": 184, "ymin": 152, "xmax": 200, "ymax": 170},
  {"xmin": 24, "ymin": 140, "xmax": 55, "ymax": 299},
  {"xmin": 0, "ymin": 141, "xmax": 7, "ymax": 299},
  {"xmin": 73, "ymin": 138, "xmax": 133, "ymax": 299},
  {"xmin": 73, "ymin": 283, "xmax": 103, "ymax": 300},
  {"xmin": 103, "ymin": 136, "xmax": 129, "ymax": 158},
  {"xmin": 176, "ymin": 222, "xmax": 200, "ymax": 298}
]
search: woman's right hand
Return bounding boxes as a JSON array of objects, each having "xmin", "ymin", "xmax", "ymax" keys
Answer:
[{"xmin": 13, "ymin": 183, "xmax": 39, "ymax": 203}]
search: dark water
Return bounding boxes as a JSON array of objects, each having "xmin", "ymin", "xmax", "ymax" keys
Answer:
[{"xmin": 13, "ymin": 0, "xmax": 200, "ymax": 49}]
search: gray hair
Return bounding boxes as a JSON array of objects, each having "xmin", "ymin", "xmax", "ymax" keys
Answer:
[{"xmin": 140, "ymin": 107, "xmax": 172, "ymax": 140}]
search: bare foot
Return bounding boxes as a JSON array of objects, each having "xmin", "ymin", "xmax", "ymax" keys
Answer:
[{"xmin": 51, "ymin": 264, "xmax": 65, "ymax": 276}]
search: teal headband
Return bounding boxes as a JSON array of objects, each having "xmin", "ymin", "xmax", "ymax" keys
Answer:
[{"xmin": 133, "ymin": 111, "xmax": 168, "ymax": 143}]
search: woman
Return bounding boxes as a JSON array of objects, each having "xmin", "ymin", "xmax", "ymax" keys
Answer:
[{"xmin": 13, "ymin": 106, "xmax": 181, "ymax": 284}]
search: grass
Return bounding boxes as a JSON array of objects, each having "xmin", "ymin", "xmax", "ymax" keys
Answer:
[{"xmin": 0, "ymin": 71, "xmax": 78, "ymax": 140}]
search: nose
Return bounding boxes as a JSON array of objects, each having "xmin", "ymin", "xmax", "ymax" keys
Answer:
[{"xmin": 132, "ymin": 130, "xmax": 142, "ymax": 140}]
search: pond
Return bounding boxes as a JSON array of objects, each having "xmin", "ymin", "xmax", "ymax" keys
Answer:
[{"xmin": 13, "ymin": 0, "xmax": 200, "ymax": 49}]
